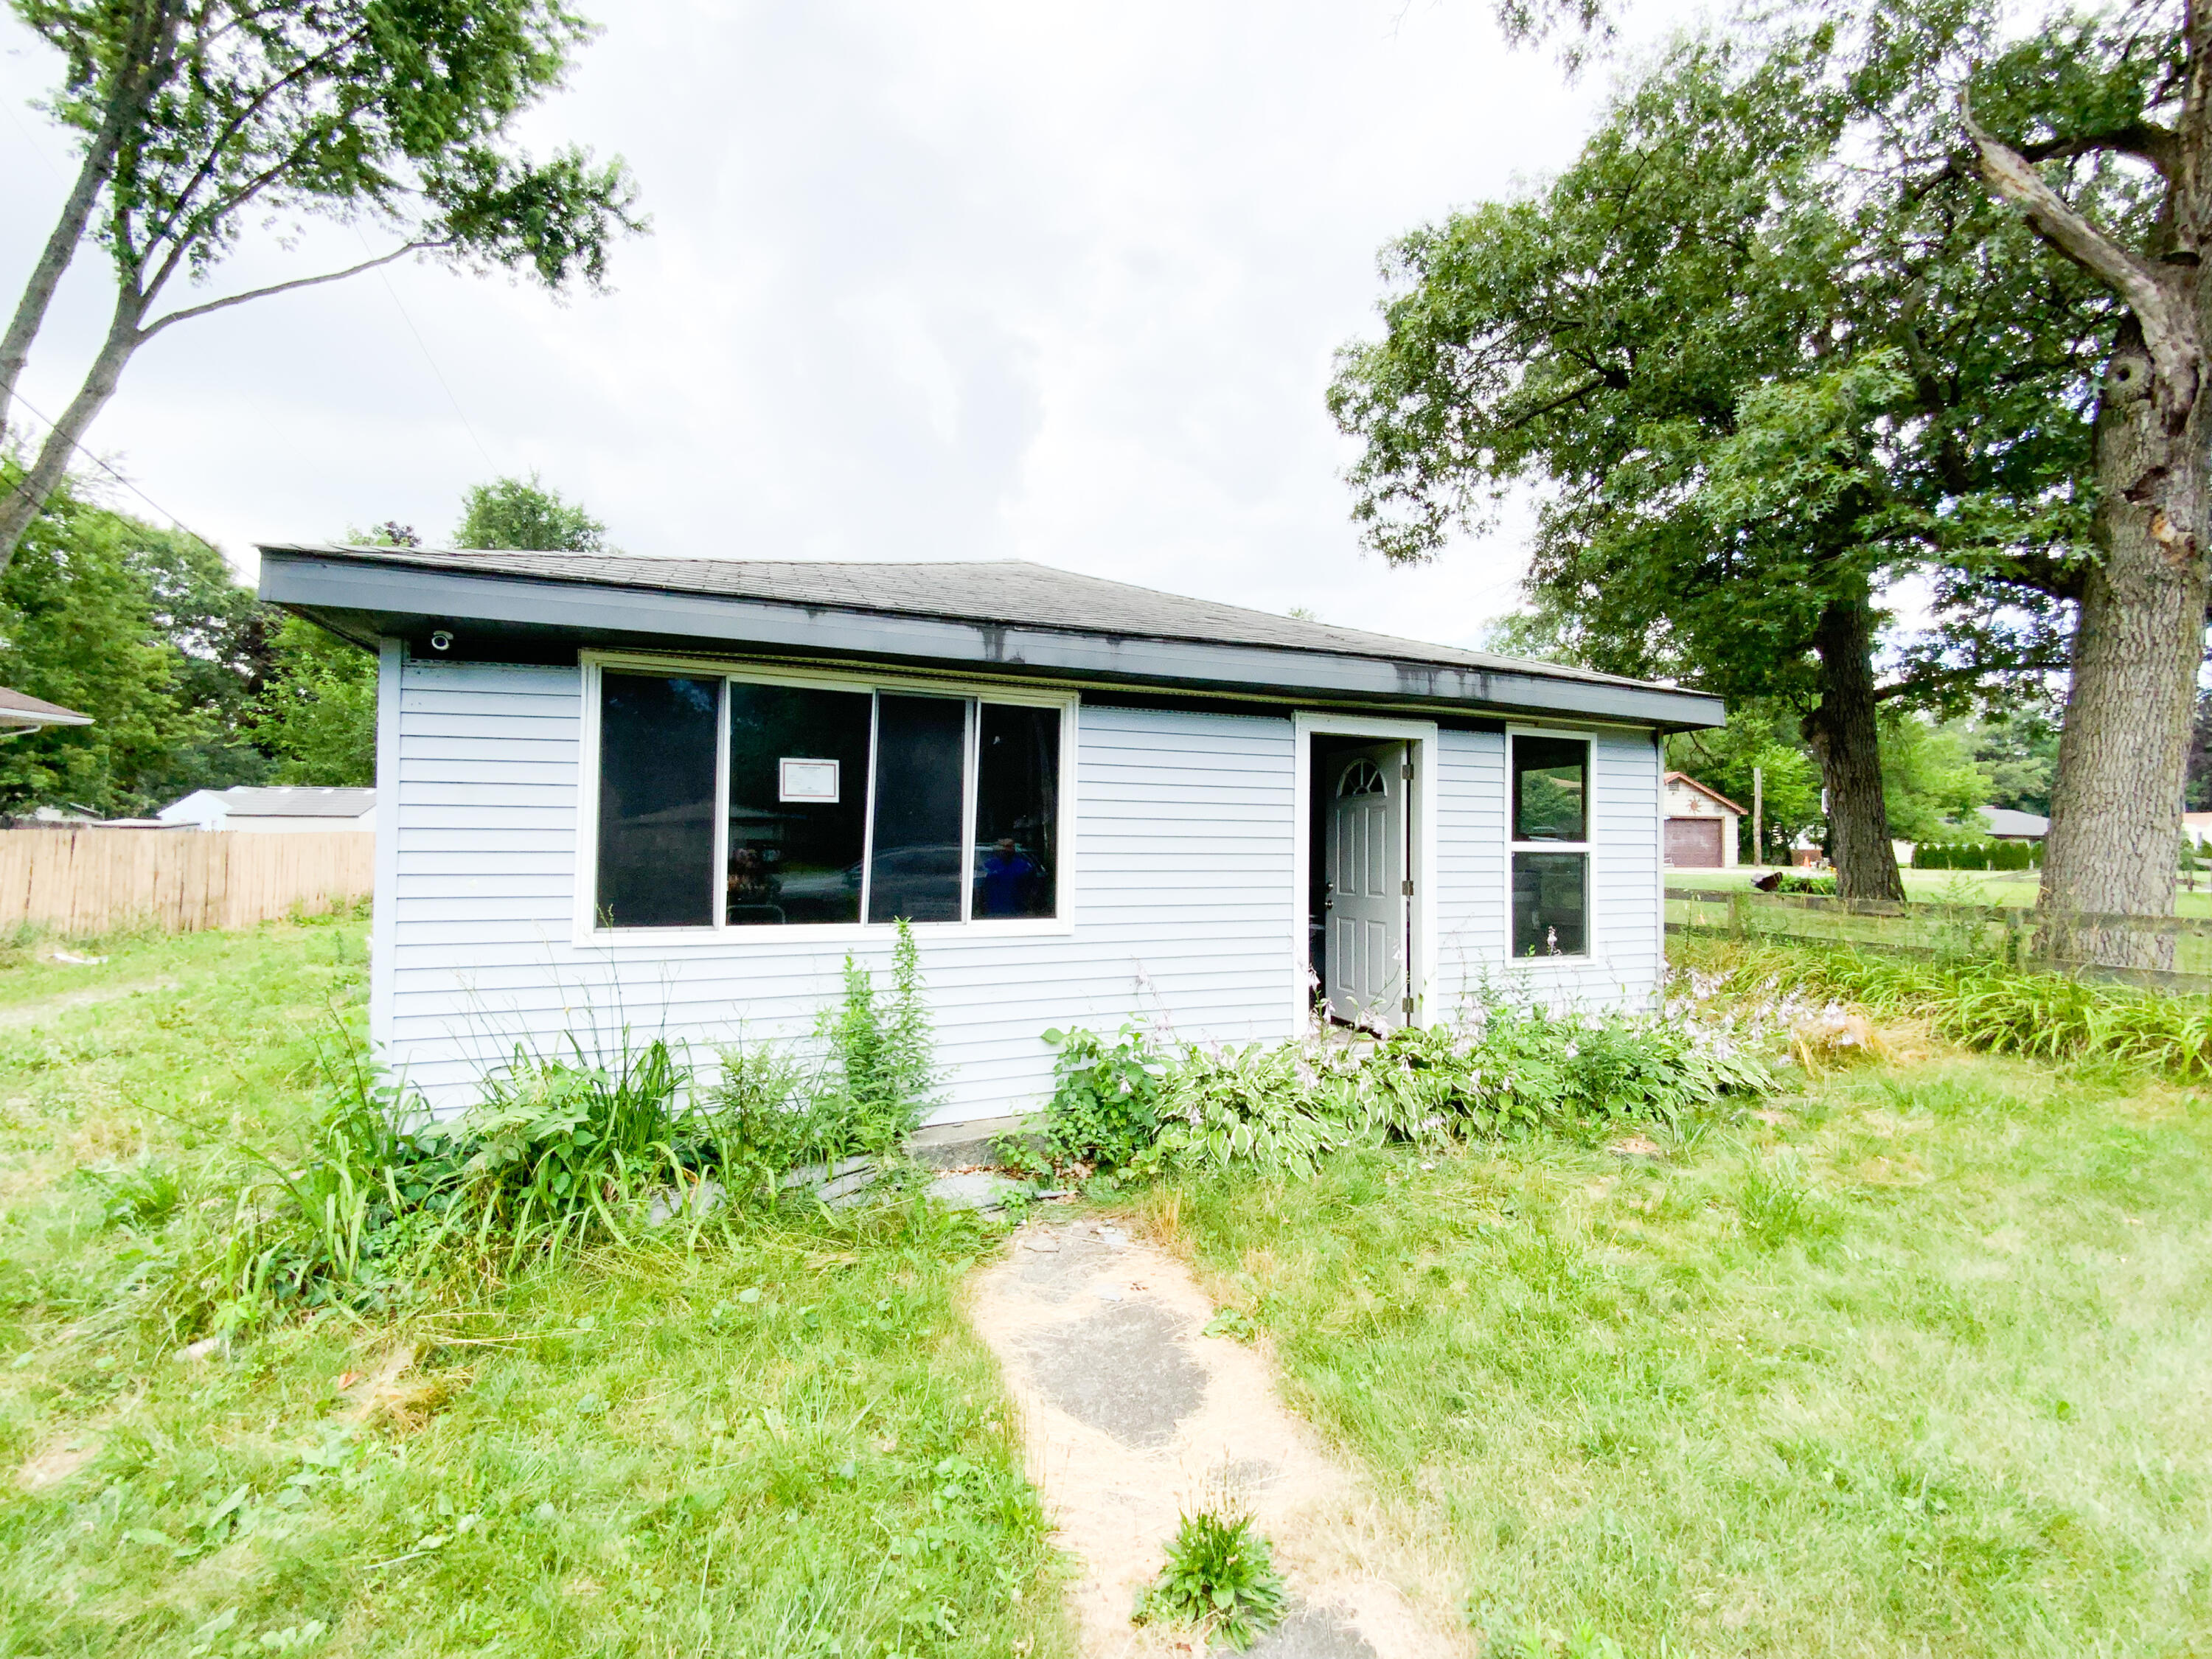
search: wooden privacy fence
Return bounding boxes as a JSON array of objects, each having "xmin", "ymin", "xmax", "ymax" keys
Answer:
[
  {"xmin": 0, "ymin": 828, "xmax": 373, "ymax": 935},
  {"xmin": 1666, "ymin": 882, "xmax": 2212, "ymax": 992}
]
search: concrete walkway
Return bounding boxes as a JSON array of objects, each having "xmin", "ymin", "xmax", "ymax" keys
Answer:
[{"xmin": 966, "ymin": 1215, "xmax": 1468, "ymax": 1659}]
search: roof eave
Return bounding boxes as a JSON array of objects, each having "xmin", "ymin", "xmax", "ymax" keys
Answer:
[{"xmin": 259, "ymin": 547, "xmax": 1727, "ymax": 731}]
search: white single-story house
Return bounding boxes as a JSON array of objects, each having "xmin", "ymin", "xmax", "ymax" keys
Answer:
[
  {"xmin": 158, "ymin": 785, "xmax": 378, "ymax": 834},
  {"xmin": 257, "ymin": 545, "xmax": 1725, "ymax": 1126},
  {"xmin": 1660, "ymin": 772, "xmax": 1744, "ymax": 868}
]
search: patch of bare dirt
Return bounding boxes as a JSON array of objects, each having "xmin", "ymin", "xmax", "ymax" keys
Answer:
[
  {"xmin": 335, "ymin": 1343, "xmax": 470, "ymax": 1433},
  {"xmin": 14, "ymin": 1437, "xmax": 98, "ymax": 1492},
  {"xmin": 0, "ymin": 977, "xmax": 176, "ymax": 1031}
]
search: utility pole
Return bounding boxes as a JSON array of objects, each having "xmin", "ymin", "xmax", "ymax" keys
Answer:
[{"xmin": 1752, "ymin": 765, "xmax": 1763, "ymax": 869}]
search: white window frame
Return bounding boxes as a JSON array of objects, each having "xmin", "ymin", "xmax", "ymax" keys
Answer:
[
  {"xmin": 1505, "ymin": 726, "xmax": 1596, "ymax": 964},
  {"xmin": 575, "ymin": 650, "xmax": 1077, "ymax": 947},
  {"xmin": 1290, "ymin": 711, "xmax": 1440, "ymax": 1033}
]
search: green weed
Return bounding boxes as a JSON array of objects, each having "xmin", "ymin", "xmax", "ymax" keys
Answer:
[
  {"xmin": 1132, "ymin": 1510, "xmax": 1287, "ymax": 1650},
  {"xmin": 706, "ymin": 917, "xmax": 942, "ymax": 1174}
]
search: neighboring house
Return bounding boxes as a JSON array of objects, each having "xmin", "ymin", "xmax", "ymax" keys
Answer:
[
  {"xmin": 2185, "ymin": 811, "xmax": 2212, "ymax": 847},
  {"xmin": 1977, "ymin": 807, "xmax": 2050, "ymax": 842},
  {"xmin": 0, "ymin": 686, "xmax": 91, "ymax": 740},
  {"xmin": 1661, "ymin": 772, "xmax": 1745, "ymax": 868},
  {"xmin": 257, "ymin": 544, "xmax": 1725, "ymax": 1124},
  {"xmin": 157, "ymin": 786, "xmax": 377, "ymax": 834}
]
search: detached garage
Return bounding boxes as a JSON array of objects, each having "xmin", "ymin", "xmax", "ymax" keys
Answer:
[{"xmin": 1663, "ymin": 773, "xmax": 1745, "ymax": 868}]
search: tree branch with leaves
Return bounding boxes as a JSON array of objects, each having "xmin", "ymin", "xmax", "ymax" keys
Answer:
[{"xmin": 0, "ymin": 0, "xmax": 647, "ymax": 568}]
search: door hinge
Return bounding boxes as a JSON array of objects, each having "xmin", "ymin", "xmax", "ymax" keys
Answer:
[
  {"xmin": 1402, "ymin": 995, "xmax": 1415, "ymax": 1015},
  {"xmin": 1401, "ymin": 762, "xmax": 1414, "ymax": 781},
  {"xmin": 1402, "ymin": 877, "xmax": 1415, "ymax": 896}
]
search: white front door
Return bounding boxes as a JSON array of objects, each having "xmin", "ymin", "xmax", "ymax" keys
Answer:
[{"xmin": 1326, "ymin": 743, "xmax": 1407, "ymax": 1029}]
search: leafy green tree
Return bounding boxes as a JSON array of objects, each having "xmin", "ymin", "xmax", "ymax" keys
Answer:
[
  {"xmin": 0, "ymin": 473, "xmax": 223, "ymax": 814},
  {"xmin": 1878, "ymin": 712, "xmax": 1992, "ymax": 844},
  {"xmin": 1329, "ymin": 14, "xmax": 2115, "ymax": 902},
  {"xmin": 0, "ymin": 0, "xmax": 647, "ymax": 566},
  {"xmin": 455, "ymin": 474, "xmax": 607, "ymax": 552},
  {"xmin": 1966, "ymin": 712, "xmax": 2060, "ymax": 817},
  {"xmin": 1482, "ymin": 0, "xmax": 2212, "ymax": 947},
  {"xmin": 255, "ymin": 618, "xmax": 376, "ymax": 786}
]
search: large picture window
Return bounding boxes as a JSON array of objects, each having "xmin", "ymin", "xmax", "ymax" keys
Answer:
[
  {"xmin": 1509, "ymin": 733, "xmax": 1590, "ymax": 956},
  {"xmin": 591, "ymin": 665, "xmax": 1064, "ymax": 931}
]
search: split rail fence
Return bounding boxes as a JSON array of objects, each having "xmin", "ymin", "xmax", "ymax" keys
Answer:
[
  {"xmin": 0, "ymin": 828, "xmax": 372, "ymax": 936},
  {"xmin": 1666, "ymin": 881, "xmax": 2212, "ymax": 992}
]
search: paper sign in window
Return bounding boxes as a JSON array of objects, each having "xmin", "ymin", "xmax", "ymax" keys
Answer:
[{"xmin": 778, "ymin": 758, "xmax": 840, "ymax": 803}]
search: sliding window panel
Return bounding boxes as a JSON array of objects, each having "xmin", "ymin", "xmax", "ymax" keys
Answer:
[
  {"xmin": 596, "ymin": 672, "xmax": 720, "ymax": 928},
  {"xmin": 866, "ymin": 694, "xmax": 969, "ymax": 923},
  {"xmin": 726, "ymin": 682, "xmax": 874, "ymax": 924},
  {"xmin": 973, "ymin": 703, "xmax": 1060, "ymax": 919}
]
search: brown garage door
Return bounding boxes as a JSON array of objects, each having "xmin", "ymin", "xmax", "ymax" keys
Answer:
[{"xmin": 1666, "ymin": 816, "xmax": 1725, "ymax": 868}]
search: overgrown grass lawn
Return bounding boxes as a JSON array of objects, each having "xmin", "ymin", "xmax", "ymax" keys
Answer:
[
  {"xmin": 1150, "ymin": 1048, "xmax": 2212, "ymax": 1657},
  {"xmin": 0, "ymin": 919, "xmax": 1068, "ymax": 1658}
]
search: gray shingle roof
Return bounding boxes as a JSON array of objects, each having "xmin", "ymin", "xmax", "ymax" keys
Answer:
[
  {"xmin": 0, "ymin": 686, "xmax": 91, "ymax": 726},
  {"xmin": 258, "ymin": 545, "xmax": 1666, "ymax": 691}
]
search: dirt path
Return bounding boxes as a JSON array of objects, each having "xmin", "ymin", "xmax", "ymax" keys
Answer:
[
  {"xmin": 967, "ymin": 1215, "xmax": 1470, "ymax": 1659},
  {"xmin": 0, "ymin": 978, "xmax": 173, "ymax": 1031}
]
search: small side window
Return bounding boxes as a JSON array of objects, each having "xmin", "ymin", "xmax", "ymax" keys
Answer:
[{"xmin": 1509, "ymin": 733, "xmax": 1590, "ymax": 958}]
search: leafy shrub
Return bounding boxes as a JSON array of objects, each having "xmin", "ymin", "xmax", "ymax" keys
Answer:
[
  {"xmin": 1144, "ymin": 1042, "xmax": 1349, "ymax": 1178},
  {"xmin": 1775, "ymin": 872, "xmax": 1836, "ymax": 895},
  {"xmin": 1037, "ymin": 1022, "xmax": 1166, "ymax": 1172},
  {"xmin": 807, "ymin": 919, "xmax": 940, "ymax": 1156},
  {"xmin": 1037, "ymin": 1002, "xmax": 1774, "ymax": 1180},
  {"xmin": 1913, "ymin": 838, "xmax": 2039, "ymax": 872},
  {"xmin": 703, "ymin": 917, "xmax": 942, "ymax": 1175},
  {"xmin": 1133, "ymin": 1510, "xmax": 1287, "ymax": 1649}
]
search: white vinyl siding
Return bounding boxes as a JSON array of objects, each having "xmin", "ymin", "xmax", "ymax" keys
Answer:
[
  {"xmin": 1428, "ymin": 725, "xmax": 1661, "ymax": 1012},
  {"xmin": 372, "ymin": 655, "xmax": 1666, "ymax": 1122},
  {"xmin": 377, "ymin": 655, "xmax": 1301, "ymax": 1119}
]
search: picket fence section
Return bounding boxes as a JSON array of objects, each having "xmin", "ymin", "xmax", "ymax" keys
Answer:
[
  {"xmin": 1666, "ymin": 881, "xmax": 2212, "ymax": 991},
  {"xmin": 0, "ymin": 828, "xmax": 373, "ymax": 935}
]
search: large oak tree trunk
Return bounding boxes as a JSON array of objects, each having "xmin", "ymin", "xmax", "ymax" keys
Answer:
[
  {"xmin": 1804, "ymin": 592, "xmax": 1906, "ymax": 904},
  {"xmin": 2038, "ymin": 319, "xmax": 2211, "ymax": 968}
]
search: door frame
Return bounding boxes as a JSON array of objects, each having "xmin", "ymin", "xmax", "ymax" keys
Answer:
[{"xmin": 1291, "ymin": 712, "xmax": 1439, "ymax": 1033}]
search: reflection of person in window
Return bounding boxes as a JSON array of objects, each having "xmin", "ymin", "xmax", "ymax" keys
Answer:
[{"xmin": 980, "ymin": 837, "xmax": 1042, "ymax": 917}]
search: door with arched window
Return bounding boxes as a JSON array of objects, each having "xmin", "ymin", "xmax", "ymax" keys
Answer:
[{"xmin": 1326, "ymin": 743, "xmax": 1407, "ymax": 1027}]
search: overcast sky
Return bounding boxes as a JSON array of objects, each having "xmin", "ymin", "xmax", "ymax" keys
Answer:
[{"xmin": 0, "ymin": 1, "xmax": 1700, "ymax": 651}]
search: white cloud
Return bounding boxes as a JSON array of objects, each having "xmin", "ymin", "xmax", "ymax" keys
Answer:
[{"xmin": 0, "ymin": 0, "xmax": 1697, "ymax": 652}]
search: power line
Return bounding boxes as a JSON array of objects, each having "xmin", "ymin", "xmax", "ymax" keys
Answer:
[
  {"xmin": 358, "ymin": 229, "xmax": 497, "ymax": 475},
  {"xmin": 4, "ymin": 386, "xmax": 226, "ymax": 554}
]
